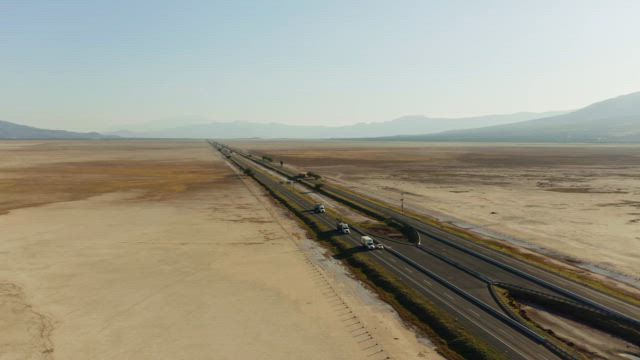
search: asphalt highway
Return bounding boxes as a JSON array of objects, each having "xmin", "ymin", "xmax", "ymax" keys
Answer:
[
  {"xmin": 215, "ymin": 145, "xmax": 563, "ymax": 360},
  {"xmin": 226, "ymin": 143, "xmax": 640, "ymax": 331},
  {"xmin": 320, "ymin": 180, "xmax": 640, "ymax": 326}
]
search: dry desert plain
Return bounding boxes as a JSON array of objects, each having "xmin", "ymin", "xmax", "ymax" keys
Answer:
[
  {"xmin": 229, "ymin": 140, "xmax": 640, "ymax": 291},
  {"xmin": 0, "ymin": 141, "xmax": 441, "ymax": 360}
]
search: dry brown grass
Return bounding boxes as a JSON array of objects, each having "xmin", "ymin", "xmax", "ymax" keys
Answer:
[{"xmin": 0, "ymin": 156, "xmax": 232, "ymax": 214}]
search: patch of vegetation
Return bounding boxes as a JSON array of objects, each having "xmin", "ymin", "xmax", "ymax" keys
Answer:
[
  {"xmin": 1, "ymin": 159, "xmax": 226, "ymax": 213},
  {"xmin": 294, "ymin": 172, "xmax": 307, "ymax": 180},
  {"xmin": 491, "ymin": 286, "xmax": 588, "ymax": 360},
  {"xmin": 357, "ymin": 220, "xmax": 406, "ymax": 240},
  {"xmin": 498, "ymin": 284, "xmax": 640, "ymax": 348},
  {"xmin": 307, "ymin": 171, "xmax": 322, "ymax": 180}
]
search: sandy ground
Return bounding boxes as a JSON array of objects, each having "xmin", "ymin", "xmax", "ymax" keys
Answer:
[
  {"xmin": 228, "ymin": 140, "xmax": 640, "ymax": 287},
  {"xmin": 0, "ymin": 141, "xmax": 440, "ymax": 360}
]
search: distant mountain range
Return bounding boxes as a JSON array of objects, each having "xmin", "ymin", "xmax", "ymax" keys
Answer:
[
  {"xmin": 3, "ymin": 91, "xmax": 640, "ymax": 142},
  {"xmin": 0, "ymin": 120, "xmax": 115, "ymax": 140},
  {"xmin": 375, "ymin": 91, "xmax": 640, "ymax": 143},
  {"xmin": 108, "ymin": 111, "xmax": 565, "ymax": 139}
]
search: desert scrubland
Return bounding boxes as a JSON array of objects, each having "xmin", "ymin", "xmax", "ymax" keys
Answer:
[
  {"xmin": 229, "ymin": 140, "xmax": 640, "ymax": 289},
  {"xmin": 0, "ymin": 141, "xmax": 439, "ymax": 360}
]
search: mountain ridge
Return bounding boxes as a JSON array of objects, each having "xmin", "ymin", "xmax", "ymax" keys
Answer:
[
  {"xmin": 0, "ymin": 120, "xmax": 116, "ymax": 140},
  {"xmin": 109, "ymin": 111, "xmax": 566, "ymax": 139},
  {"xmin": 370, "ymin": 91, "xmax": 640, "ymax": 143},
  {"xmin": 7, "ymin": 90, "xmax": 639, "ymax": 142}
]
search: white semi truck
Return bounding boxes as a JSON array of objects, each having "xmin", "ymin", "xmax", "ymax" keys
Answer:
[
  {"xmin": 336, "ymin": 222, "xmax": 350, "ymax": 234},
  {"xmin": 361, "ymin": 235, "xmax": 384, "ymax": 250},
  {"xmin": 361, "ymin": 236, "xmax": 376, "ymax": 249}
]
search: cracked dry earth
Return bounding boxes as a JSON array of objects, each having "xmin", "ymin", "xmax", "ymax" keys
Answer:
[{"xmin": 0, "ymin": 141, "xmax": 440, "ymax": 360}]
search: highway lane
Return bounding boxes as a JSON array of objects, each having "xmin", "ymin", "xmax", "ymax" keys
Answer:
[
  {"xmin": 345, "ymin": 190, "xmax": 640, "ymax": 325},
  {"xmin": 230, "ymin": 146, "xmax": 640, "ymax": 328},
  {"xmin": 239, "ymin": 155, "xmax": 508, "ymax": 311},
  {"xmin": 374, "ymin": 237, "xmax": 502, "ymax": 311},
  {"xmin": 220, "ymin": 148, "xmax": 563, "ymax": 360},
  {"xmin": 416, "ymin": 223, "xmax": 640, "ymax": 320}
]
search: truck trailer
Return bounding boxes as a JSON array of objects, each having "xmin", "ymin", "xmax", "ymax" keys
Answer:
[
  {"xmin": 361, "ymin": 236, "xmax": 384, "ymax": 250},
  {"xmin": 361, "ymin": 236, "xmax": 376, "ymax": 249},
  {"xmin": 336, "ymin": 222, "xmax": 350, "ymax": 234}
]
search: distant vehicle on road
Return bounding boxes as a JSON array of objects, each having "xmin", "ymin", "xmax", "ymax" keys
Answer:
[
  {"xmin": 314, "ymin": 204, "xmax": 326, "ymax": 213},
  {"xmin": 361, "ymin": 236, "xmax": 384, "ymax": 250},
  {"xmin": 361, "ymin": 236, "xmax": 376, "ymax": 249},
  {"xmin": 336, "ymin": 222, "xmax": 350, "ymax": 234}
]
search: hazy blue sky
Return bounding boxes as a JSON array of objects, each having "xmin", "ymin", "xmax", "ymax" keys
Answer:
[{"xmin": 2, "ymin": 0, "xmax": 640, "ymax": 131}]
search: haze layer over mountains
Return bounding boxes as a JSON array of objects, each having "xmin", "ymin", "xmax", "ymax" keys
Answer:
[
  {"xmin": 1, "ymin": 91, "xmax": 639, "ymax": 142},
  {"xmin": 380, "ymin": 91, "xmax": 640, "ymax": 143},
  {"xmin": 0, "ymin": 120, "xmax": 113, "ymax": 140},
  {"xmin": 108, "ymin": 111, "xmax": 563, "ymax": 139}
]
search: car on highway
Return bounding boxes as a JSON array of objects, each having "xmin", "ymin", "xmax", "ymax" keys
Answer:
[{"xmin": 314, "ymin": 204, "xmax": 326, "ymax": 213}]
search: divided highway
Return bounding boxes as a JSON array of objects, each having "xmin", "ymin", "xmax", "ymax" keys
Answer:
[
  {"xmin": 221, "ymin": 142, "xmax": 640, "ymax": 330},
  {"xmin": 211, "ymin": 142, "xmax": 566, "ymax": 360}
]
